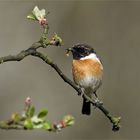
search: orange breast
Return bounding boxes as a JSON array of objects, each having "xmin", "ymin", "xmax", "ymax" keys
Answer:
[{"xmin": 72, "ymin": 59, "xmax": 103, "ymax": 83}]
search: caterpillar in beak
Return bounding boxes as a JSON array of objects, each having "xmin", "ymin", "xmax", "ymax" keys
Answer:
[{"xmin": 66, "ymin": 48, "xmax": 72, "ymax": 56}]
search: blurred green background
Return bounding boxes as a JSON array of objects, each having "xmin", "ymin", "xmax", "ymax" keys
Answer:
[{"xmin": 0, "ymin": 0, "xmax": 140, "ymax": 139}]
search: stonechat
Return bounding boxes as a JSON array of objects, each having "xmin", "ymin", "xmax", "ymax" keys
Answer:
[{"xmin": 66, "ymin": 44, "xmax": 103, "ymax": 115}]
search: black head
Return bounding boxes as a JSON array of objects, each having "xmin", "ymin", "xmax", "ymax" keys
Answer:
[{"xmin": 67, "ymin": 43, "xmax": 96, "ymax": 60}]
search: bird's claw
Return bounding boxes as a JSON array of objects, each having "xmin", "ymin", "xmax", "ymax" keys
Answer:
[{"xmin": 78, "ymin": 87, "xmax": 85, "ymax": 96}]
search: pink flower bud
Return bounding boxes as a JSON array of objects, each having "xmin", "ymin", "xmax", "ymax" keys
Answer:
[
  {"xmin": 39, "ymin": 18, "xmax": 48, "ymax": 26},
  {"xmin": 25, "ymin": 96, "xmax": 32, "ymax": 106},
  {"xmin": 60, "ymin": 121, "xmax": 66, "ymax": 128}
]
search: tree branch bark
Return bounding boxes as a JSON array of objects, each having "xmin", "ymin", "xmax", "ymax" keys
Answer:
[{"xmin": 0, "ymin": 42, "xmax": 121, "ymax": 131}]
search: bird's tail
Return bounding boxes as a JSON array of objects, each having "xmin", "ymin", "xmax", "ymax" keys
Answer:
[{"xmin": 82, "ymin": 97, "xmax": 91, "ymax": 115}]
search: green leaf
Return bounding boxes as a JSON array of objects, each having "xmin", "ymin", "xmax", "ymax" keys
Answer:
[
  {"xmin": 33, "ymin": 124, "xmax": 43, "ymax": 129},
  {"xmin": 43, "ymin": 122, "xmax": 51, "ymax": 130},
  {"xmin": 24, "ymin": 119, "xmax": 33, "ymax": 129},
  {"xmin": 11, "ymin": 113, "xmax": 21, "ymax": 123},
  {"xmin": 31, "ymin": 116, "xmax": 43, "ymax": 124},
  {"xmin": 38, "ymin": 109, "xmax": 48, "ymax": 118},
  {"xmin": 25, "ymin": 106, "xmax": 35, "ymax": 118},
  {"xmin": 63, "ymin": 115, "xmax": 75, "ymax": 126},
  {"xmin": 50, "ymin": 33, "xmax": 63, "ymax": 46},
  {"xmin": 27, "ymin": 13, "xmax": 37, "ymax": 20},
  {"xmin": 54, "ymin": 33, "xmax": 63, "ymax": 46},
  {"xmin": 28, "ymin": 106, "xmax": 35, "ymax": 117}
]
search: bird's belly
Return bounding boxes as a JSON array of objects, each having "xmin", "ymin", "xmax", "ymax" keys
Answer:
[
  {"xmin": 77, "ymin": 76, "xmax": 101, "ymax": 91},
  {"xmin": 72, "ymin": 59, "xmax": 103, "ymax": 91}
]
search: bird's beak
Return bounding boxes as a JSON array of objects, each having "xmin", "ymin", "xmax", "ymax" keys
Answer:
[{"xmin": 66, "ymin": 47, "xmax": 73, "ymax": 56}]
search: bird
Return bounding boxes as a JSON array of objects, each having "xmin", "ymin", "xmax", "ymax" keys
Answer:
[{"xmin": 66, "ymin": 43, "xmax": 103, "ymax": 115}]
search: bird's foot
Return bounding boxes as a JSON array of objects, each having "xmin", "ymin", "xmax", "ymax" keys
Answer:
[{"xmin": 78, "ymin": 87, "xmax": 85, "ymax": 96}]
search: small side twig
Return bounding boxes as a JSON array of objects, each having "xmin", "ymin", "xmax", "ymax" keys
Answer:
[{"xmin": 0, "ymin": 97, "xmax": 74, "ymax": 131}]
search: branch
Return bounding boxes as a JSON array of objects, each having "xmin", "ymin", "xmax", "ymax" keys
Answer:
[
  {"xmin": 30, "ymin": 50, "xmax": 121, "ymax": 131},
  {"xmin": 0, "ymin": 42, "xmax": 121, "ymax": 131},
  {"xmin": 0, "ymin": 6, "xmax": 121, "ymax": 131},
  {"xmin": 0, "ymin": 97, "xmax": 74, "ymax": 131},
  {"xmin": 0, "ymin": 42, "xmax": 41, "ymax": 63}
]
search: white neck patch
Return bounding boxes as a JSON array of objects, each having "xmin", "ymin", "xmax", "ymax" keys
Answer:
[
  {"xmin": 80, "ymin": 53, "xmax": 103, "ymax": 69},
  {"xmin": 80, "ymin": 53, "xmax": 99, "ymax": 61}
]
